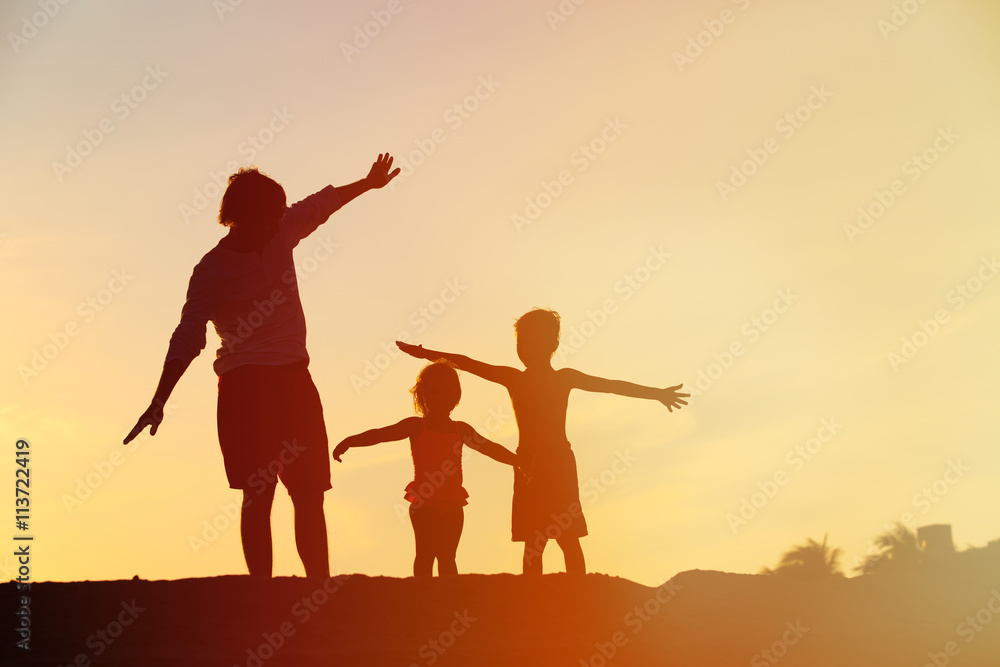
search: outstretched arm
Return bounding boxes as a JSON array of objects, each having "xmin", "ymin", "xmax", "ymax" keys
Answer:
[
  {"xmin": 456, "ymin": 422, "xmax": 518, "ymax": 467},
  {"xmin": 332, "ymin": 417, "xmax": 418, "ymax": 462},
  {"xmin": 334, "ymin": 153, "xmax": 400, "ymax": 207},
  {"xmin": 123, "ymin": 358, "xmax": 192, "ymax": 444},
  {"xmin": 564, "ymin": 368, "xmax": 689, "ymax": 412},
  {"xmin": 396, "ymin": 341, "xmax": 518, "ymax": 387}
]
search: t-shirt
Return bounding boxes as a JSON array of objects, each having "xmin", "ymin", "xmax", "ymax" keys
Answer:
[{"xmin": 164, "ymin": 186, "xmax": 342, "ymax": 375}]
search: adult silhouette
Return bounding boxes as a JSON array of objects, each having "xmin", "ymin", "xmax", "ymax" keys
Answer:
[{"xmin": 124, "ymin": 154, "xmax": 399, "ymax": 577}]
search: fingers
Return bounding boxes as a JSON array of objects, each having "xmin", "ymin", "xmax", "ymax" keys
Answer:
[
  {"xmin": 124, "ymin": 406, "xmax": 165, "ymax": 444},
  {"xmin": 123, "ymin": 419, "xmax": 147, "ymax": 445},
  {"xmin": 661, "ymin": 395, "xmax": 689, "ymax": 411},
  {"xmin": 396, "ymin": 340, "xmax": 421, "ymax": 356},
  {"xmin": 662, "ymin": 383, "xmax": 691, "ymax": 411},
  {"xmin": 370, "ymin": 154, "xmax": 400, "ymax": 186}
]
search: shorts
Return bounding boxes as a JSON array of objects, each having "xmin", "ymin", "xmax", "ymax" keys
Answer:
[
  {"xmin": 511, "ymin": 443, "xmax": 588, "ymax": 542},
  {"xmin": 217, "ymin": 360, "xmax": 331, "ymax": 492}
]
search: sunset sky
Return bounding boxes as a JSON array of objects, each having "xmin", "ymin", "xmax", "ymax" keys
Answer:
[{"xmin": 2, "ymin": 0, "xmax": 998, "ymax": 586}]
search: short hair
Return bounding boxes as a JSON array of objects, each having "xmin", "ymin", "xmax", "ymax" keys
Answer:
[
  {"xmin": 410, "ymin": 360, "xmax": 462, "ymax": 416},
  {"xmin": 218, "ymin": 167, "xmax": 286, "ymax": 228},
  {"xmin": 514, "ymin": 308, "xmax": 561, "ymax": 349}
]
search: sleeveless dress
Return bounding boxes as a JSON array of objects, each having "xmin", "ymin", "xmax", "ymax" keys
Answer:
[{"xmin": 404, "ymin": 424, "xmax": 469, "ymax": 508}]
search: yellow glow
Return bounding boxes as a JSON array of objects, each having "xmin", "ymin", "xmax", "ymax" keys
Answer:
[{"xmin": 2, "ymin": 0, "xmax": 998, "ymax": 586}]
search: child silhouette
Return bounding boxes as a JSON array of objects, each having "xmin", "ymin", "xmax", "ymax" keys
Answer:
[
  {"xmin": 397, "ymin": 308, "xmax": 688, "ymax": 575},
  {"xmin": 333, "ymin": 360, "xmax": 518, "ymax": 577}
]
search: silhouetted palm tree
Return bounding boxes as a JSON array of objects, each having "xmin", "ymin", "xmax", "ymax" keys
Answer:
[
  {"xmin": 761, "ymin": 534, "xmax": 844, "ymax": 579},
  {"xmin": 855, "ymin": 522, "xmax": 921, "ymax": 574}
]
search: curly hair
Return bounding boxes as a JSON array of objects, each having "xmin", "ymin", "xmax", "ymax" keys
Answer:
[
  {"xmin": 410, "ymin": 360, "xmax": 461, "ymax": 416},
  {"xmin": 218, "ymin": 167, "xmax": 286, "ymax": 229}
]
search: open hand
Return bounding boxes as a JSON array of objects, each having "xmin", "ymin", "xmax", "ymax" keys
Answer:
[
  {"xmin": 365, "ymin": 153, "xmax": 400, "ymax": 189},
  {"xmin": 659, "ymin": 384, "xmax": 689, "ymax": 412},
  {"xmin": 123, "ymin": 401, "xmax": 164, "ymax": 444},
  {"xmin": 396, "ymin": 341, "xmax": 428, "ymax": 359}
]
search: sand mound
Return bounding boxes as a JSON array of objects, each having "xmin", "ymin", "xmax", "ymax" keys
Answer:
[{"xmin": 4, "ymin": 565, "xmax": 999, "ymax": 666}]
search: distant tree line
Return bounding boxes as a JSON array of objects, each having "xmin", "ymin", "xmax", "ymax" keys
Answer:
[{"xmin": 760, "ymin": 525, "xmax": 1000, "ymax": 579}]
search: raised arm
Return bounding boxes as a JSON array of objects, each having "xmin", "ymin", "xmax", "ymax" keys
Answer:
[
  {"xmin": 396, "ymin": 341, "xmax": 518, "ymax": 387},
  {"xmin": 334, "ymin": 153, "xmax": 400, "ymax": 207},
  {"xmin": 563, "ymin": 368, "xmax": 689, "ymax": 412},
  {"xmin": 456, "ymin": 422, "xmax": 518, "ymax": 467},
  {"xmin": 282, "ymin": 154, "xmax": 400, "ymax": 242},
  {"xmin": 332, "ymin": 417, "xmax": 418, "ymax": 462}
]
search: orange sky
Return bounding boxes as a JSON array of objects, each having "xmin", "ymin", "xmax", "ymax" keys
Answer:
[{"xmin": 1, "ymin": 0, "xmax": 999, "ymax": 585}]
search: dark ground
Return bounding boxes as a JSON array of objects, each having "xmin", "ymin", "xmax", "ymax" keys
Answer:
[{"xmin": 3, "ymin": 563, "xmax": 999, "ymax": 666}]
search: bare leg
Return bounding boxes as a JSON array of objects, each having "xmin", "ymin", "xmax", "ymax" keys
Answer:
[
  {"xmin": 409, "ymin": 504, "xmax": 434, "ymax": 577},
  {"xmin": 289, "ymin": 488, "xmax": 329, "ymax": 578},
  {"xmin": 242, "ymin": 484, "xmax": 276, "ymax": 577},
  {"xmin": 436, "ymin": 507, "xmax": 463, "ymax": 576},
  {"xmin": 522, "ymin": 540, "xmax": 545, "ymax": 575},
  {"xmin": 557, "ymin": 536, "xmax": 585, "ymax": 575}
]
